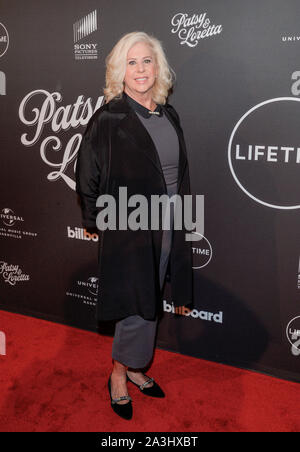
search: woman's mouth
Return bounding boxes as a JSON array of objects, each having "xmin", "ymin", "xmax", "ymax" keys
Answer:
[{"xmin": 135, "ymin": 77, "xmax": 148, "ymax": 84}]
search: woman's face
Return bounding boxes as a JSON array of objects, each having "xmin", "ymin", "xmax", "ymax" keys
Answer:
[{"xmin": 123, "ymin": 41, "xmax": 158, "ymax": 98}]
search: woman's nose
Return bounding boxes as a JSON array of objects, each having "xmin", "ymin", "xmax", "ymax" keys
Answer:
[{"xmin": 137, "ymin": 62, "xmax": 145, "ymax": 72}]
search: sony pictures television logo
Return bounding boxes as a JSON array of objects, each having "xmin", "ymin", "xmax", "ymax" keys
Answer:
[
  {"xmin": 0, "ymin": 22, "xmax": 9, "ymax": 58},
  {"xmin": 73, "ymin": 10, "xmax": 98, "ymax": 60},
  {"xmin": 228, "ymin": 97, "xmax": 300, "ymax": 210}
]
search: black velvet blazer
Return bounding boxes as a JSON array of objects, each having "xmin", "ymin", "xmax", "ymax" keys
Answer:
[{"xmin": 76, "ymin": 93, "xmax": 193, "ymax": 321}]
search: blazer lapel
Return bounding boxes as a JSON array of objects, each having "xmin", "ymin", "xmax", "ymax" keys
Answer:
[
  {"xmin": 118, "ymin": 109, "xmax": 165, "ymax": 182},
  {"xmin": 109, "ymin": 94, "xmax": 187, "ymax": 193}
]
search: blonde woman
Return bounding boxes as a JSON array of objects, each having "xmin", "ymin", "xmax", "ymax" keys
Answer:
[{"xmin": 76, "ymin": 31, "xmax": 193, "ymax": 420}]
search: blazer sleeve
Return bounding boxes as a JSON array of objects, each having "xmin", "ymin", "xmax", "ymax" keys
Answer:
[{"xmin": 75, "ymin": 115, "xmax": 101, "ymax": 229}]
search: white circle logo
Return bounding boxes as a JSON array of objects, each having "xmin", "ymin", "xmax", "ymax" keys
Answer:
[
  {"xmin": 192, "ymin": 232, "xmax": 213, "ymax": 269},
  {"xmin": 286, "ymin": 316, "xmax": 300, "ymax": 351},
  {"xmin": 0, "ymin": 23, "xmax": 9, "ymax": 58},
  {"xmin": 228, "ymin": 97, "xmax": 300, "ymax": 210}
]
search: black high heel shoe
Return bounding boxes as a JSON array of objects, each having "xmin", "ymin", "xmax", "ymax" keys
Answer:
[
  {"xmin": 126, "ymin": 372, "xmax": 165, "ymax": 398},
  {"xmin": 108, "ymin": 375, "xmax": 133, "ymax": 420}
]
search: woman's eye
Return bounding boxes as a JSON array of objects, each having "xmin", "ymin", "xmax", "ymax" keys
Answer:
[{"xmin": 128, "ymin": 59, "xmax": 152, "ymax": 65}]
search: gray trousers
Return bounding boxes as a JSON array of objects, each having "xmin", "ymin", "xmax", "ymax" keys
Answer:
[{"xmin": 111, "ymin": 210, "xmax": 174, "ymax": 369}]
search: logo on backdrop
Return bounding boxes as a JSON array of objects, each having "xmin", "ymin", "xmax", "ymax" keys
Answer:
[
  {"xmin": 66, "ymin": 276, "xmax": 99, "ymax": 307},
  {"xmin": 73, "ymin": 10, "xmax": 98, "ymax": 60},
  {"xmin": 0, "ymin": 71, "xmax": 6, "ymax": 95},
  {"xmin": 192, "ymin": 233, "xmax": 213, "ymax": 269},
  {"xmin": 291, "ymin": 71, "xmax": 300, "ymax": 96},
  {"xmin": 286, "ymin": 316, "xmax": 300, "ymax": 357},
  {"xmin": 171, "ymin": 12, "xmax": 223, "ymax": 47},
  {"xmin": 77, "ymin": 277, "xmax": 99, "ymax": 296},
  {"xmin": 19, "ymin": 89, "xmax": 104, "ymax": 190},
  {"xmin": 282, "ymin": 34, "xmax": 300, "ymax": 43},
  {"xmin": 0, "ymin": 208, "xmax": 37, "ymax": 240},
  {"xmin": 0, "ymin": 22, "xmax": 9, "ymax": 58},
  {"xmin": 0, "ymin": 261, "xmax": 30, "ymax": 286},
  {"xmin": 67, "ymin": 226, "xmax": 99, "ymax": 242},
  {"xmin": 163, "ymin": 300, "xmax": 223, "ymax": 324},
  {"xmin": 228, "ymin": 97, "xmax": 300, "ymax": 210},
  {"xmin": 0, "ymin": 208, "xmax": 24, "ymax": 227}
]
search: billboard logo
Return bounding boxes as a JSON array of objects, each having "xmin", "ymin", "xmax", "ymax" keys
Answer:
[
  {"xmin": 163, "ymin": 300, "xmax": 223, "ymax": 323},
  {"xmin": 0, "ymin": 23, "xmax": 9, "ymax": 58},
  {"xmin": 67, "ymin": 226, "xmax": 99, "ymax": 242},
  {"xmin": 0, "ymin": 331, "xmax": 6, "ymax": 356},
  {"xmin": 73, "ymin": 10, "xmax": 98, "ymax": 60}
]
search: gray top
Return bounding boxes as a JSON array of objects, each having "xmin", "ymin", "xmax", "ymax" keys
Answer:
[
  {"xmin": 123, "ymin": 93, "xmax": 178, "ymax": 277},
  {"xmin": 136, "ymin": 111, "xmax": 179, "ymax": 197}
]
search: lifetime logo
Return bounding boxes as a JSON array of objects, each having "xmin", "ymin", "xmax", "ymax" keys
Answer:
[
  {"xmin": 163, "ymin": 300, "xmax": 223, "ymax": 323},
  {"xmin": 0, "ymin": 331, "xmax": 6, "ymax": 356},
  {"xmin": 67, "ymin": 226, "xmax": 99, "ymax": 242}
]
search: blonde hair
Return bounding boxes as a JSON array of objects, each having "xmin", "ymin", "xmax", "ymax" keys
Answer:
[{"xmin": 103, "ymin": 31, "xmax": 175, "ymax": 105}]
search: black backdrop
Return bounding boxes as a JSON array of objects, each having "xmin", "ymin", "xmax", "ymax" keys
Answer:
[{"xmin": 1, "ymin": 0, "xmax": 300, "ymax": 382}]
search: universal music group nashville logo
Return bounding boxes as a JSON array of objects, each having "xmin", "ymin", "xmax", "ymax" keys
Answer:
[{"xmin": 0, "ymin": 208, "xmax": 38, "ymax": 240}]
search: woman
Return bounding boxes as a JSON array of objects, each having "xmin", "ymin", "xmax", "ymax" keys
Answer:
[{"xmin": 76, "ymin": 31, "xmax": 193, "ymax": 420}]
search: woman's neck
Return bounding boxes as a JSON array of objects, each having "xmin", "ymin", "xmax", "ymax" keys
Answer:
[{"xmin": 124, "ymin": 89, "xmax": 156, "ymax": 112}]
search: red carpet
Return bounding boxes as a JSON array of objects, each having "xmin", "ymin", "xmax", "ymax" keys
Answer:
[{"xmin": 0, "ymin": 309, "xmax": 299, "ymax": 432}]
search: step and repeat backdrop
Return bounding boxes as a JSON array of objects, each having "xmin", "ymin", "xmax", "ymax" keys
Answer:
[{"xmin": 1, "ymin": 0, "xmax": 300, "ymax": 382}]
